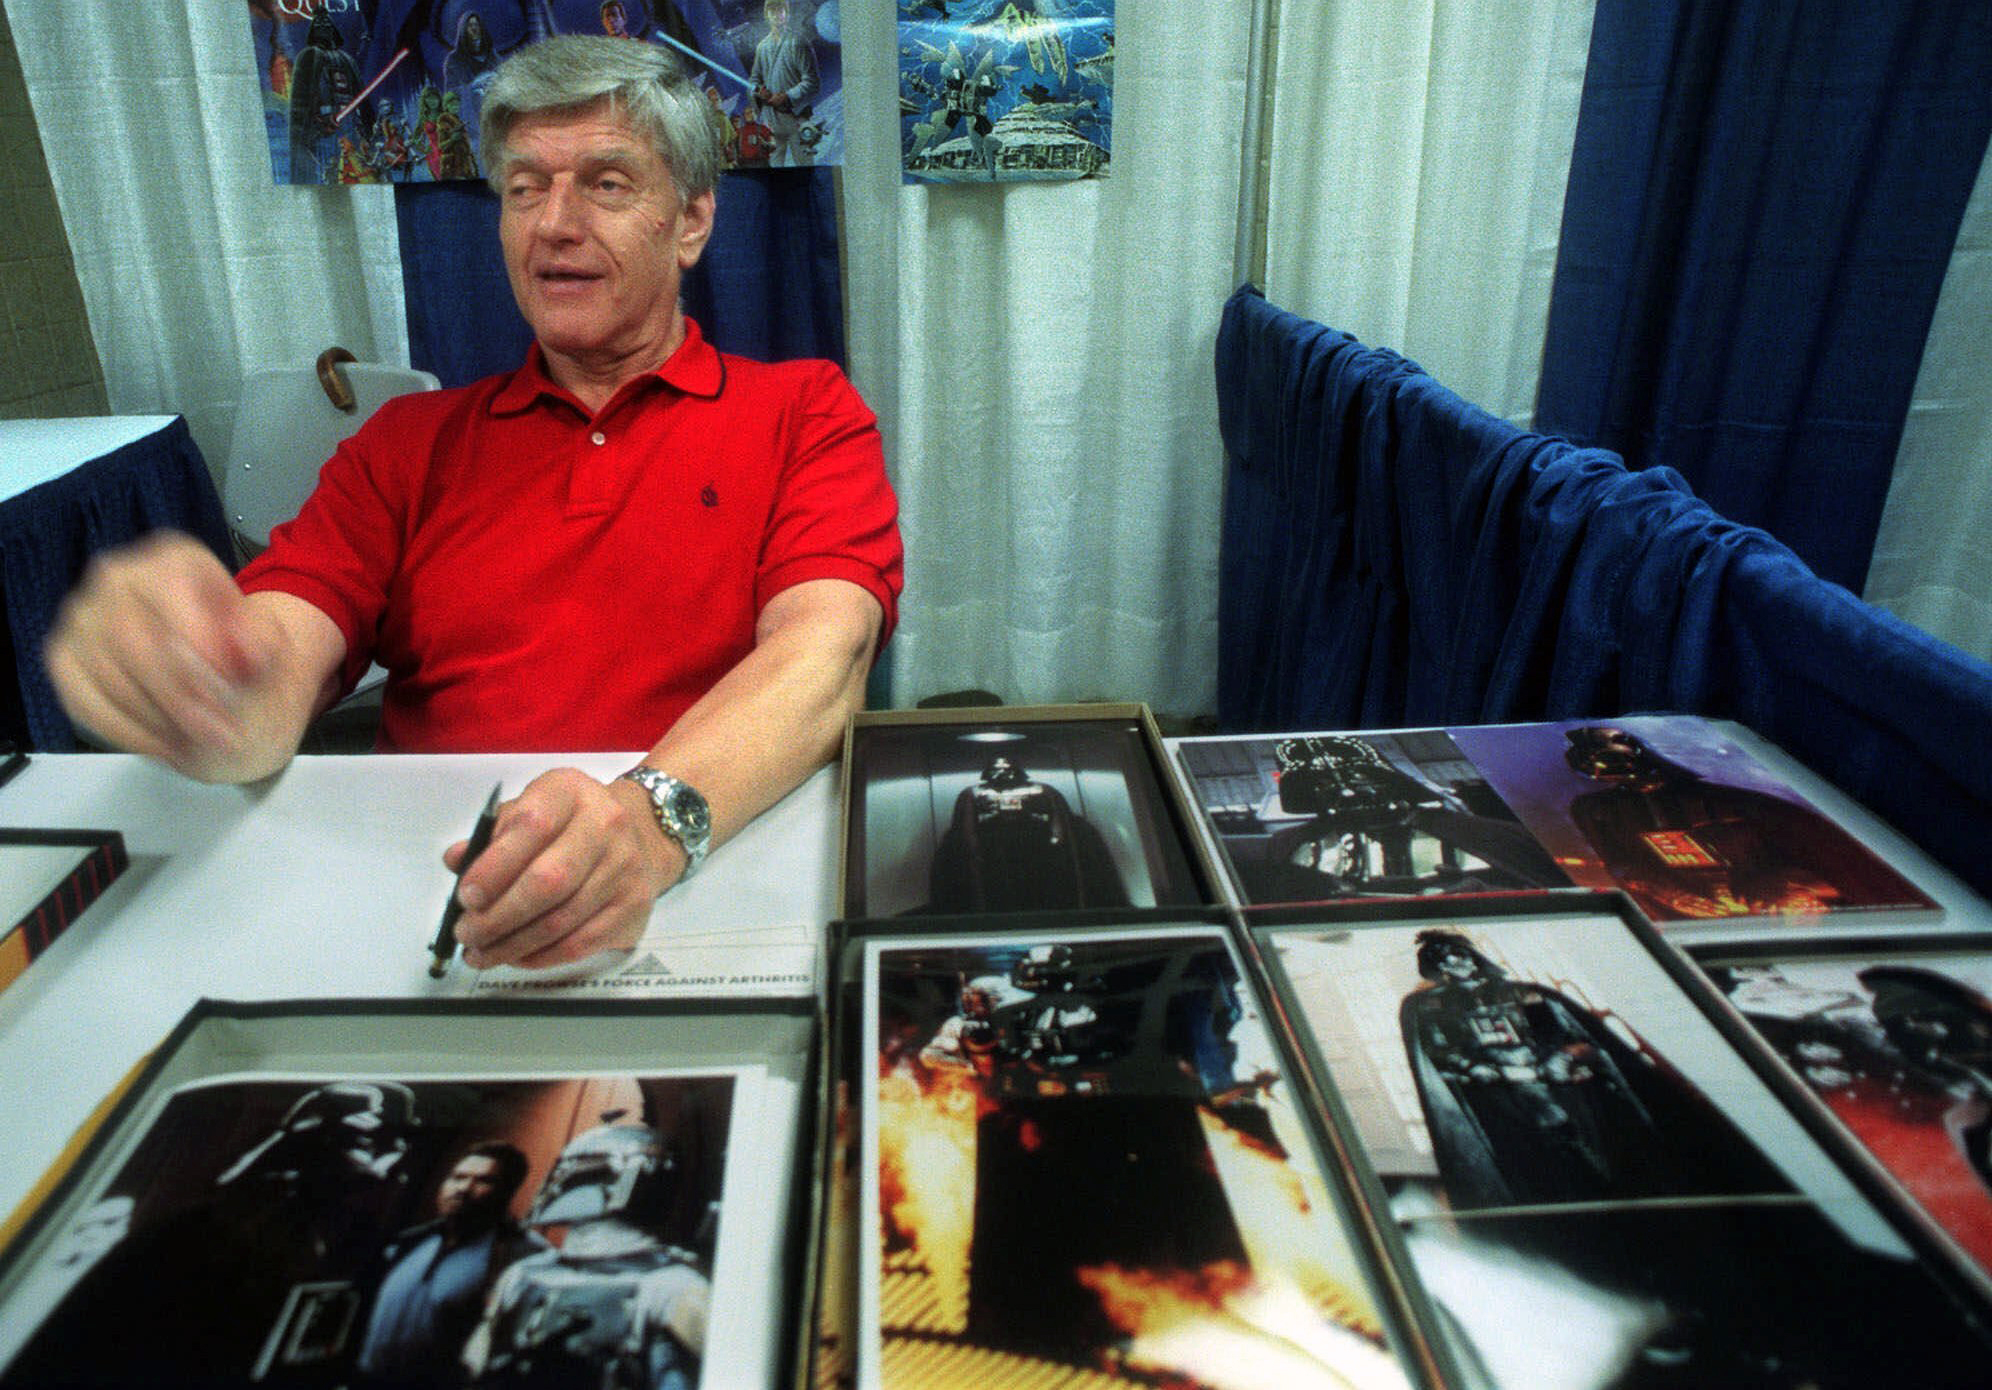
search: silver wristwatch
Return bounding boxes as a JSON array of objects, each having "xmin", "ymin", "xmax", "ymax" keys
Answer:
[{"xmin": 617, "ymin": 765, "xmax": 713, "ymax": 880}]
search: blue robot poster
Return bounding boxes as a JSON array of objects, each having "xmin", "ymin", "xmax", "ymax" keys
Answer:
[
  {"xmin": 899, "ymin": 0, "xmax": 1113, "ymax": 185},
  {"xmin": 245, "ymin": 0, "xmax": 846, "ymax": 185}
]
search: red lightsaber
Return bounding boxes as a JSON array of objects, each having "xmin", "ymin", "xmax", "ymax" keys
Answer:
[{"xmin": 337, "ymin": 47, "xmax": 411, "ymax": 126}]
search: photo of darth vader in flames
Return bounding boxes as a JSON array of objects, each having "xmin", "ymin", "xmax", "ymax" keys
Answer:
[{"xmin": 865, "ymin": 932, "xmax": 1411, "ymax": 1389}]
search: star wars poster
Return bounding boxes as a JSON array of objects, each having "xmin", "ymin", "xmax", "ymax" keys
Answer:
[
  {"xmin": 843, "ymin": 713, "xmax": 1208, "ymax": 920},
  {"xmin": 1451, "ymin": 715, "xmax": 1939, "ymax": 927},
  {"xmin": 1258, "ymin": 910, "xmax": 1992, "ymax": 1388},
  {"xmin": 899, "ymin": 0, "xmax": 1113, "ymax": 184},
  {"xmin": 1172, "ymin": 730, "xmax": 1573, "ymax": 909},
  {"xmin": 0, "ymin": 1067, "xmax": 766, "ymax": 1388},
  {"xmin": 1697, "ymin": 941, "xmax": 1992, "ymax": 1296},
  {"xmin": 861, "ymin": 927, "xmax": 1414, "ymax": 1389},
  {"xmin": 245, "ymin": 0, "xmax": 846, "ymax": 185}
]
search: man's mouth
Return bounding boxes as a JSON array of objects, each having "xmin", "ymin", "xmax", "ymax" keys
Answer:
[{"xmin": 535, "ymin": 266, "xmax": 604, "ymax": 286}]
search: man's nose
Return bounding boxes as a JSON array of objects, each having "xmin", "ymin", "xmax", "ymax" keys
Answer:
[{"xmin": 535, "ymin": 179, "xmax": 586, "ymax": 240}]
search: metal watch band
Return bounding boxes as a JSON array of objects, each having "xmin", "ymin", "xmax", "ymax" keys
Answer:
[{"xmin": 616, "ymin": 765, "xmax": 712, "ymax": 880}]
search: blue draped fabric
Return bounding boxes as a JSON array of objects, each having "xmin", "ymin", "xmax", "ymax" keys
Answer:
[
  {"xmin": 1534, "ymin": 1, "xmax": 1992, "ymax": 592},
  {"xmin": 1217, "ymin": 285, "xmax": 1992, "ymax": 900},
  {"xmin": 0, "ymin": 418, "xmax": 232, "ymax": 750},
  {"xmin": 393, "ymin": 166, "xmax": 845, "ymax": 386}
]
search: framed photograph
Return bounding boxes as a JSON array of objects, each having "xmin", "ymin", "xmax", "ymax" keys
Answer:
[
  {"xmin": 1449, "ymin": 715, "xmax": 1939, "ymax": 930},
  {"xmin": 1170, "ymin": 729, "xmax": 1572, "ymax": 908},
  {"xmin": 841, "ymin": 705, "xmax": 1215, "ymax": 920},
  {"xmin": 0, "ymin": 829, "xmax": 128, "ymax": 993},
  {"xmin": 0, "ymin": 998, "xmax": 818, "ymax": 1390},
  {"xmin": 1693, "ymin": 933, "xmax": 1992, "ymax": 1301},
  {"xmin": 855, "ymin": 920, "xmax": 1436, "ymax": 1389},
  {"xmin": 1251, "ymin": 898, "xmax": 1992, "ymax": 1389}
]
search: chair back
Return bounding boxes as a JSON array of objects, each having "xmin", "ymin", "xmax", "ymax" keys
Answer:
[{"xmin": 221, "ymin": 355, "xmax": 439, "ymax": 558}]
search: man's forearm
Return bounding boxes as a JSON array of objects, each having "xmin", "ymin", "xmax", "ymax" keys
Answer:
[
  {"xmin": 446, "ymin": 579, "xmax": 886, "ymax": 969},
  {"xmin": 636, "ymin": 579, "xmax": 881, "ymax": 857}
]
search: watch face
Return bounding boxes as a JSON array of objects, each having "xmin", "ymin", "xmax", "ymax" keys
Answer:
[{"xmin": 668, "ymin": 785, "xmax": 711, "ymax": 837}]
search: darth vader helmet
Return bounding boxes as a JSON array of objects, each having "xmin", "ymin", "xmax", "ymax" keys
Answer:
[{"xmin": 218, "ymin": 1080, "xmax": 417, "ymax": 1188}]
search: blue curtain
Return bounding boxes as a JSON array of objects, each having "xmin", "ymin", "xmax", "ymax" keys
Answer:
[
  {"xmin": 1216, "ymin": 285, "xmax": 1992, "ymax": 900},
  {"xmin": 393, "ymin": 166, "xmax": 845, "ymax": 385},
  {"xmin": 1534, "ymin": 1, "xmax": 1992, "ymax": 593}
]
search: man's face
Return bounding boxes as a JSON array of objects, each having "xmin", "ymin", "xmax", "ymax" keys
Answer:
[
  {"xmin": 766, "ymin": 1, "xmax": 788, "ymax": 33},
  {"xmin": 437, "ymin": 1154, "xmax": 508, "ymax": 1221},
  {"xmin": 498, "ymin": 103, "xmax": 715, "ymax": 373}
]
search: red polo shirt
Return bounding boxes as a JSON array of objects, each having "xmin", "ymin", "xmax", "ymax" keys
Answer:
[{"xmin": 237, "ymin": 320, "xmax": 902, "ymax": 753}]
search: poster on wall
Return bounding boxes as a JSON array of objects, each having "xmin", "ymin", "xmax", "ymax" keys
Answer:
[
  {"xmin": 245, "ymin": 0, "xmax": 846, "ymax": 186},
  {"xmin": 899, "ymin": 0, "xmax": 1113, "ymax": 185}
]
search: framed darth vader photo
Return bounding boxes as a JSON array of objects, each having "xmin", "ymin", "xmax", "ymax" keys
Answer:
[
  {"xmin": 839, "ymin": 704, "xmax": 1217, "ymax": 922},
  {"xmin": 0, "ymin": 997, "xmax": 818, "ymax": 1390},
  {"xmin": 1691, "ymin": 931, "xmax": 1992, "ymax": 1305},
  {"xmin": 1247, "ymin": 895, "xmax": 1992, "ymax": 1390}
]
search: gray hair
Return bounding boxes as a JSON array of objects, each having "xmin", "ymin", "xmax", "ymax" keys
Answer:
[{"xmin": 480, "ymin": 36, "xmax": 722, "ymax": 200}]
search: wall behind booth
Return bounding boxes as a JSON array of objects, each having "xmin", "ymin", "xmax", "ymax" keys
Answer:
[{"xmin": 0, "ymin": 2, "xmax": 105, "ymax": 419}]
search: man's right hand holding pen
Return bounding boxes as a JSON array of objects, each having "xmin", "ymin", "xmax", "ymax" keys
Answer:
[{"xmin": 442, "ymin": 769, "xmax": 684, "ymax": 971}]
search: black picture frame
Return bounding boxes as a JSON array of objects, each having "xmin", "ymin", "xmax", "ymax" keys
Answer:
[
  {"xmin": 0, "ymin": 828, "xmax": 128, "ymax": 992},
  {"xmin": 1689, "ymin": 931, "xmax": 1992, "ymax": 1307},
  {"xmin": 839, "ymin": 704, "xmax": 1217, "ymax": 921},
  {"xmin": 847, "ymin": 916, "xmax": 1447, "ymax": 1389},
  {"xmin": 0, "ymin": 997, "xmax": 820, "ymax": 1390},
  {"xmin": 1248, "ymin": 895, "xmax": 1992, "ymax": 1389}
]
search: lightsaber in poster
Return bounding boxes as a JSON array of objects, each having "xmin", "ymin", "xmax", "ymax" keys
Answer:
[
  {"xmin": 651, "ymin": 30, "xmax": 753, "ymax": 94},
  {"xmin": 336, "ymin": 47, "xmax": 411, "ymax": 127}
]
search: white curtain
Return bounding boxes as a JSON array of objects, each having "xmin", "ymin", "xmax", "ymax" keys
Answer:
[
  {"xmin": 1260, "ymin": 1, "xmax": 1596, "ymax": 427},
  {"xmin": 841, "ymin": 4, "xmax": 1255, "ymax": 719},
  {"xmin": 9, "ymin": 0, "xmax": 406, "ymax": 480},
  {"xmin": 1866, "ymin": 138, "xmax": 1992, "ymax": 665},
  {"xmin": 15, "ymin": 0, "xmax": 1988, "ymax": 703}
]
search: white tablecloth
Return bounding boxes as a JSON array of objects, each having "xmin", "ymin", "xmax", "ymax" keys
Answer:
[{"xmin": 0, "ymin": 417, "xmax": 180, "ymax": 504}]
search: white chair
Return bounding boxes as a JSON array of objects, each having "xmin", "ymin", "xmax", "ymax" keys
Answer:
[
  {"xmin": 221, "ymin": 350, "xmax": 440, "ymax": 749},
  {"xmin": 222, "ymin": 349, "xmax": 440, "ymax": 556}
]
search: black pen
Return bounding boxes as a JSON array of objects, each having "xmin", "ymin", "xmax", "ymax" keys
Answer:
[{"xmin": 429, "ymin": 783, "xmax": 503, "ymax": 979}]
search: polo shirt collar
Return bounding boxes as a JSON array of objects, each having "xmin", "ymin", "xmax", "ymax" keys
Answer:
[{"xmin": 489, "ymin": 316, "xmax": 724, "ymax": 415}]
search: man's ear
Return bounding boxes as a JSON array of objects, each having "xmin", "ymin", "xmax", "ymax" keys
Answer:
[{"xmin": 677, "ymin": 190, "xmax": 717, "ymax": 269}]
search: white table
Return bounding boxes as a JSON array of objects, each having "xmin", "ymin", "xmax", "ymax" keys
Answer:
[
  {"xmin": 0, "ymin": 418, "xmax": 182, "ymax": 505},
  {"xmin": 0, "ymin": 752, "xmax": 843, "ymax": 1225}
]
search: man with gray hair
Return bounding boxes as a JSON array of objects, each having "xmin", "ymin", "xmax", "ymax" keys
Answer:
[{"xmin": 45, "ymin": 37, "xmax": 902, "ymax": 971}]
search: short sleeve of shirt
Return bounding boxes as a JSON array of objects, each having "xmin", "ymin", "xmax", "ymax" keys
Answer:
[{"xmin": 755, "ymin": 361, "xmax": 903, "ymax": 644}]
